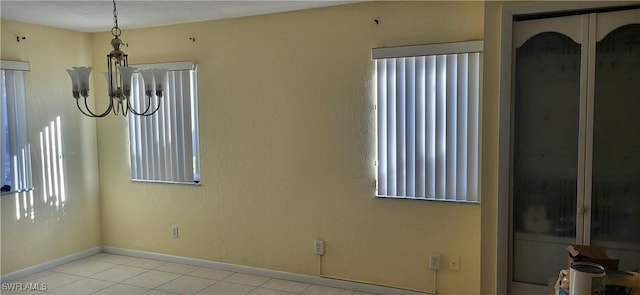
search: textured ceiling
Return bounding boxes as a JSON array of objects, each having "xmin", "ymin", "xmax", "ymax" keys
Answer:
[{"xmin": 1, "ymin": 1, "xmax": 358, "ymax": 33}]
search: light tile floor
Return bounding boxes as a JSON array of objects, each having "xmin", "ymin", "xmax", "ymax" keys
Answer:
[{"xmin": 3, "ymin": 253, "xmax": 378, "ymax": 295}]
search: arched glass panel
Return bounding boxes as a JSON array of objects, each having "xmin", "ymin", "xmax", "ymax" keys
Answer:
[{"xmin": 513, "ymin": 32, "xmax": 581, "ymax": 285}]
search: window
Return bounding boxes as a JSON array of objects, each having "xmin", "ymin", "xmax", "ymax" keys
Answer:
[
  {"xmin": 1, "ymin": 60, "xmax": 33, "ymax": 194},
  {"xmin": 129, "ymin": 61, "xmax": 200, "ymax": 184},
  {"xmin": 372, "ymin": 41, "xmax": 482, "ymax": 202}
]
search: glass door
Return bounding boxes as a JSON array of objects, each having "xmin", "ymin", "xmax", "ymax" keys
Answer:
[{"xmin": 510, "ymin": 8, "xmax": 640, "ymax": 293}]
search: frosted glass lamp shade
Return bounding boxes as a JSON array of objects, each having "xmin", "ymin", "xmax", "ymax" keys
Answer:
[
  {"xmin": 74, "ymin": 67, "xmax": 92, "ymax": 93},
  {"xmin": 140, "ymin": 69, "xmax": 155, "ymax": 94},
  {"xmin": 153, "ymin": 69, "xmax": 168, "ymax": 94},
  {"xmin": 117, "ymin": 66, "xmax": 136, "ymax": 96},
  {"xmin": 66, "ymin": 66, "xmax": 92, "ymax": 98},
  {"xmin": 66, "ymin": 69, "xmax": 80, "ymax": 97}
]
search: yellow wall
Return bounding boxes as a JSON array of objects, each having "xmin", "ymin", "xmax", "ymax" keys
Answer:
[
  {"xmin": 0, "ymin": 20, "xmax": 102, "ymax": 274},
  {"xmin": 95, "ymin": 2, "xmax": 483, "ymax": 294}
]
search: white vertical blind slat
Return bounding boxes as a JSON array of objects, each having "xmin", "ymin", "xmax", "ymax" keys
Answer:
[
  {"xmin": 468, "ymin": 52, "xmax": 481, "ymax": 202},
  {"xmin": 129, "ymin": 77, "xmax": 139, "ymax": 179},
  {"xmin": 457, "ymin": 53, "xmax": 469, "ymax": 201},
  {"xmin": 415, "ymin": 57, "xmax": 426, "ymax": 198},
  {"xmin": 386, "ymin": 59, "xmax": 397, "ymax": 196},
  {"xmin": 145, "ymin": 93, "xmax": 155, "ymax": 180},
  {"xmin": 173, "ymin": 72, "xmax": 185, "ymax": 182},
  {"xmin": 446, "ymin": 54, "xmax": 458, "ymax": 200},
  {"xmin": 181, "ymin": 72, "xmax": 194, "ymax": 182},
  {"xmin": 406, "ymin": 57, "xmax": 416, "ymax": 197},
  {"xmin": 190, "ymin": 70, "xmax": 200, "ymax": 182},
  {"xmin": 137, "ymin": 78, "xmax": 145, "ymax": 179},
  {"xmin": 396, "ymin": 58, "xmax": 406, "ymax": 196},
  {"xmin": 167, "ymin": 73, "xmax": 176, "ymax": 181},
  {"xmin": 161, "ymin": 72, "xmax": 171, "ymax": 181},
  {"xmin": 376, "ymin": 60, "xmax": 387, "ymax": 195},
  {"xmin": 425, "ymin": 56, "xmax": 436, "ymax": 199},
  {"xmin": 0, "ymin": 72, "xmax": 4, "ymax": 191},
  {"xmin": 435, "ymin": 55, "xmax": 446, "ymax": 200},
  {"xmin": 157, "ymin": 75, "xmax": 168, "ymax": 182},
  {"xmin": 142, "ymin": 87, "xmax": 152, "ymax": 179},
  {"xmin": 174, "ymin": 72, "xmax": 186, "ymax": 182},
  {"xmin": 152, "ymin": 95, "xmax": 161, "ymax": 180}
]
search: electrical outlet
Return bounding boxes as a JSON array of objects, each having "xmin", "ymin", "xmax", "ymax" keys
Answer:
[
  {"xmin": 172, "ymin": 226, "xmax": 179, "ymax": 239},
  {"xmin": 449, "ymin": 255, "xmax": 460, "ymax": 271},
  {"xmin": 315, "ymin": 240, "xmax": 325, "ymax": 256},
  {"xmin": 429, "ymin": 253, "xmax": 440, "ymax": 270}
]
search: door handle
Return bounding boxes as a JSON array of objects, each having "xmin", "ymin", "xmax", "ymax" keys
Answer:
[{"xmin": 577, "ymin": 206, "xmax": 587, "ymax": 214}]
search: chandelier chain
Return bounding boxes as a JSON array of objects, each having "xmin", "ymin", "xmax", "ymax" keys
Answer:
[{"xmin": 112, "ymin": 0, "xmax": 120, "ymax": 37}]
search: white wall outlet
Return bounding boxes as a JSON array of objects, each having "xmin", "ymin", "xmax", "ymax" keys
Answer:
[
  {"xmin": 429, "ymin": 253, "xmax": 440, "ymax": 270},
  {"xmin": 315, "ymin": 240, "xmax": 325, "ymax": 256},
  {"xmin": 449, "ymin": 255, "xmax": 460, "ymax": 271},
  {"xmin": 172, "ymin": 225, "xmax": 179, "ymax": 239}
]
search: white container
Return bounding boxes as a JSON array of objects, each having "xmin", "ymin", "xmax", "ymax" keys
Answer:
[{"xmin": 569, "ymin": 261, "xmax": 605, "ymax": 295}]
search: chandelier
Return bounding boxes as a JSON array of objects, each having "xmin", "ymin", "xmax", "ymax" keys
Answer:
[{"xmin": 66, "ymin": 0, "xmax": 166, "ymax": 117}]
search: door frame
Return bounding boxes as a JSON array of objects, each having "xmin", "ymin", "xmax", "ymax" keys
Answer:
[{"xmin": 496, "ymin": 2, "xmax": 639, "ymax": 295}]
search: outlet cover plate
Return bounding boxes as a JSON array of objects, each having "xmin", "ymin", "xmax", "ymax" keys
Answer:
[{"xmin": 449, "ymin": 255, "xmax": 460, "ymax": 271}]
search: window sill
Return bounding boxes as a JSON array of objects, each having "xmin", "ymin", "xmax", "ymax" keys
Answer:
[
  {"xmin": 131, "ymin": 179, "xmax": 201, "ymax": 186},
  {"xmin": 1, "ymin": 187, "xmax": 35, "ymax": 196},
  {"xmin": 375, "ymin": 195, "xmax": 480, "ymax": 204}
]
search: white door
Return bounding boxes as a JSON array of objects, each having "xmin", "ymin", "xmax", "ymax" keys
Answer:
[{"xmin": 510, "ymin": 8, "xmax": 640, "ymax": 294}]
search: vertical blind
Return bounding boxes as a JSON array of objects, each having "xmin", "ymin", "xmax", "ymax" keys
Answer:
[
  {"xmin": 129, "ymin": 61, "xmax": 200, "ymax": 184},
  {"xmin": 372, "ymin": 41, "xmax": 482, "ymax": 202},
  {"xmin": 1, "ymin": 60, "xmax": 32, "ymax": 193}
]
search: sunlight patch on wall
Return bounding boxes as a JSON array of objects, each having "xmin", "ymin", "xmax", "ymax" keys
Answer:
[
  {"xmin": 15, "ymin": 190, "xmax": 34, "ymax": 220},
  {"xmin": 14, "ymin": 116, "xmax": 68, "ymax": 221},
  {"xmin": 39, "ymin": 116, "xmax": 66, "ymax": 209}
]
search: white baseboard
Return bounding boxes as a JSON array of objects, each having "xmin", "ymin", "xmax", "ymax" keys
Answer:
[
  {"xmin": 0, "ymin": 247, "xmax": 102, "ymax": 283},
  {"xmin": 103, "ymin": 246, "xmax": 427, "ymax": 295}
]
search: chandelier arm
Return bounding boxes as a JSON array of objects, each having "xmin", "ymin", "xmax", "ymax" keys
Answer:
[
  {"xmin": 84, "ymin": 96, "xmax": 114, "ymax": 117},
  {"xmin": 126, "ymin": 96, "xmax": 150, "ymax": 116},
  {"xmin": 127, "ymin": 94, "xmax": 159, "ymax": 116},
  {"xmin": 76, "ymin": 99, "xmax": 99, "ymax": 118},
  {"xmin": 77, "ymin": 98, "xmax": 112, "ymax": 118},
  {"xmin": 141, "ymin": 98, "xmax": 162, "ymax": 116}
]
